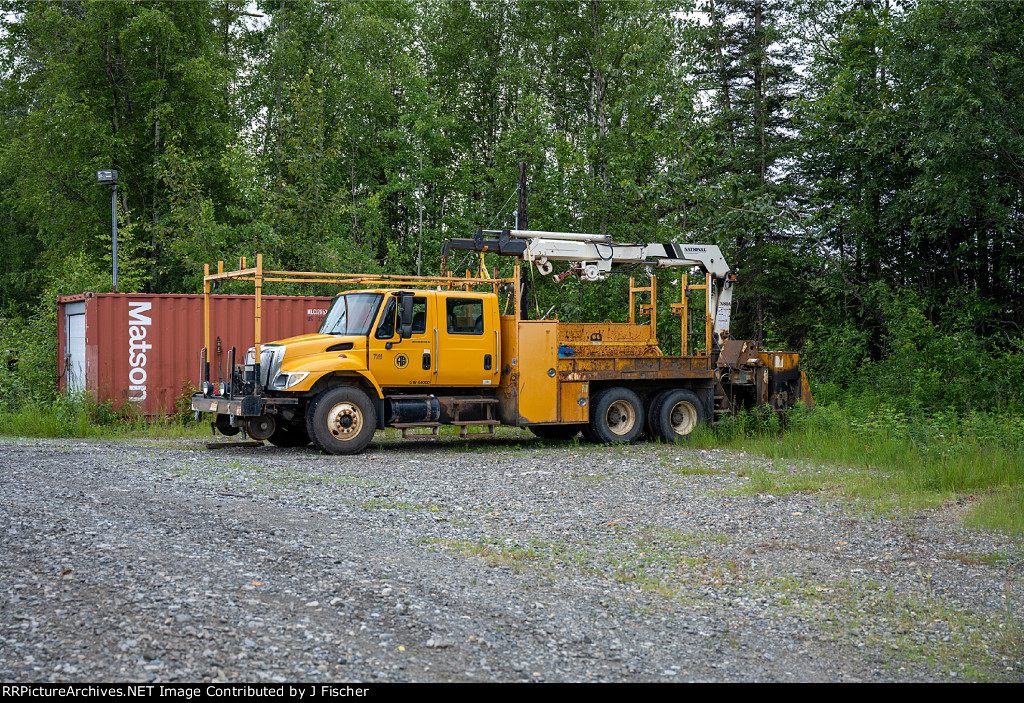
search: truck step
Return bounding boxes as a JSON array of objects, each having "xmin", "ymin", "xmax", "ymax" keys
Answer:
[
  {"xmin": 449, "ymin": 396, "xmax": 499, "ymax": 405},
  {"xmin": 391, "ymin": 422, "xmax": 441, "ymax": 440},
  {"xmin": 454, "ymin": 419, "xmax": 499, "ymax": 438}
]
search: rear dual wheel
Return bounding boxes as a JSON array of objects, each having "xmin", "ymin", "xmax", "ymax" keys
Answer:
[
  {"xmin": 648, "ymin": 388, "xmax": 705, "ymax": 443},
  {"xmin": 586, "ymin": 387, "xmax": 644, "ymax": 444}
]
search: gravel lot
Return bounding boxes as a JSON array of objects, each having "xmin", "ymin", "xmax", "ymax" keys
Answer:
[{"xmin": 1, "ymin": 432, "xmax": 1021, "ymax": 683}]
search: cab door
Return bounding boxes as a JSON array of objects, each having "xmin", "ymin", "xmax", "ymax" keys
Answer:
[
  {"xmin": 368, "ymin": 294, "xmax": 435, "ymax": 387},
  {"xmin": 434, "ymin": 293, "xmax": 499, "ymax": 387}
]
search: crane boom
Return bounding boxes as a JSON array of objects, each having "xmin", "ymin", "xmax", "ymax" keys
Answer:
[{"xmin": 442, "ymin": 229, "xmax": 735, "ymax": 344}]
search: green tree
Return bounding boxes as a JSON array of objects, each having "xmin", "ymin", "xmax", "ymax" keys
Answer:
[
  {"xmin": 796, "ymin": 0, "xmax": 1024, "ymax": 370},
  {"xmin": 0, "ymin": 0, "xmax": 235, "ymax": 295},
  {"xmin": 896, "ymin": 0, "xmax": 1024, "ymax": 321},
  {"xmin": 686, "ymin": 0, "xmax": 805, "ymax": 345}
]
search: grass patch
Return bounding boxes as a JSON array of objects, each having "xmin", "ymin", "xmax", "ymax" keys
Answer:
[
  {"xmin": 356, "ymin": 497, "xmax": 431, "ymax": 512},
  {"xmin": 965, "ymin": 489, "xmax": 1024, "ymax": 534},
  {"xmin": 427, "ymin": 527, "xmax": 735, "ymax": 597},
  {"xmin": 424, "ymin": 538, "xmax": 547, "ymax": 573},
  {"xmin": 948, "ymin": 551, "xmax": 1009, "ymax": 568},
  {"xmin": 691, "ymin": 404, "xmax": 1024, "ymax": 534},
  {"xmin": 764, "ymin": 573, "xmax": 1023, "ymax": 681},
  {"xmin": 729, "ymin": 462, "xmax": 846, "ymax": 497},
  {"xmin": 0, "ymin": 392, "xmax": 207, "ymax": 440},
  {"xmin": 657, "ymin": 444, "xmax": 729, "ymax": 476},
  {"xmin": 173, "ymin": 458, "xmax": 379, "ymax": 496}
]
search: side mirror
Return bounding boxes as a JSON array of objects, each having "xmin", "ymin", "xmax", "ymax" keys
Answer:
[{"xmin": 400, "ymin": 293, "xmax": 414, "ymax": 339}]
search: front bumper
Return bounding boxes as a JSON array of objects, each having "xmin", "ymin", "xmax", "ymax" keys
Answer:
[{"xmin": 191, "ymin": 393, "xmax": 298, "ymax": 418}]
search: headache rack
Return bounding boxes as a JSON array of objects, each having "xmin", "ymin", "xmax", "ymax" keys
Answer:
[{"xmin": 198, "ymin": 253, "xmax": 515, "ymax": 392}]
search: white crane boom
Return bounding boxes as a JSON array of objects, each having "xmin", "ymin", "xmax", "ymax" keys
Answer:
[{"xmin": 501, "ymin": 230, "xmax": 734, "ymax": 345}]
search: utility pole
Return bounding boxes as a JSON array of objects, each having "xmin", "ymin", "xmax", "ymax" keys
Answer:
[
  {"xmin": 517, "ymin": 162, "xmax": 529, "ymax": 320},
  {"xmin": 97, "ymin": 170, "xmax": 119, "ymax": 292},
  {"xmin": 417, "ymin": 150, "xmax": 424, "ymax": 276}
]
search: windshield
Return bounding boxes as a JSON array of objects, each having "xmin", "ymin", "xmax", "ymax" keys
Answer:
[{"xmin": 319, "ymin": 293, "xmax": 383, "ymax": 336}]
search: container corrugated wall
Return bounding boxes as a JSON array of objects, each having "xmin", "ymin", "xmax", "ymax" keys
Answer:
[{"xmin": 57, "ymin": 293, "xmax": 334, "ymax": 415}]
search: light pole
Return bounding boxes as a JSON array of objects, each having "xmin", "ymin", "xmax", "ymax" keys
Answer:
[{"xmin": 96, "ymin": 169, "xmax": 118, "ymax": 292}]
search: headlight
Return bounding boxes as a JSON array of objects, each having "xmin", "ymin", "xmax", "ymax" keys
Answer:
[{"xmin": 271, "ymin": 372, "xmax": 309, "ymax": 390}]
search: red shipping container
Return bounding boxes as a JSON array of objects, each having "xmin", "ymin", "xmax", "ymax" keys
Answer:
[{"xmin": 57, "ymin": 292, "xmax": 334, "ymax": 415}]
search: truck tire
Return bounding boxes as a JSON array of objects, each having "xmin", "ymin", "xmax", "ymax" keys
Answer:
[
  {"xmin": 644, "ymin": 390, "xmax": 671, "ymax": 439},
  {"xmin": 653, "ymin": 389, "xmax": 705, "ymax": 443},
  {"xmin": 588, "ymin": 387, "xmax": 644, "ymax": 444},
  {"xmin": 267, "ymin": 423, "xmax": 311, "ymax": 448},
  {"xmin": 306, "ymin": 386, "xmax": 377, "ymax": 455},
  {"xmin": 580, "ymin": 389, "xmax": 605, "ymax": 443},
  {"xmin": 528, "ymin": 424, "xmax": 583, "ymax": 441},
  {"xmin": 214, "ymin": 414, "xmax": 240, "ymax": 437}
]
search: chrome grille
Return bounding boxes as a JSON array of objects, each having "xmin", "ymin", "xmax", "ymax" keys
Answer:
[{"xmin": 244, "ymin": 345, "xmax": 283, "ymax": 387}]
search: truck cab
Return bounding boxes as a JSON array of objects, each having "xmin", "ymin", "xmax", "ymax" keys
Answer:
[
  {"xmin": 194, "ymin": 285, "xmax": 504, "ymax": 454},
  {"xmin": 270, "ymin": 288, "xmax": 500, "ymax": 396}
]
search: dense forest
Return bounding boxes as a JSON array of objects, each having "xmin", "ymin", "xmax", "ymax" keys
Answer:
[{"xmin": 1, "ymin": 0, "xmax": 1022, "ymax": 418}]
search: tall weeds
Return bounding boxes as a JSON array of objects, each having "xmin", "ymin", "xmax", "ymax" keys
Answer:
[{"xmin": 696, "ymin": 403, "xmax": 1024, "ymax": 532}]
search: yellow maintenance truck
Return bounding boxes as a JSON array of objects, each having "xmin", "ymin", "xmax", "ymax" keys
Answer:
[{"xmin": 191, "ymin": 230, "xmax": 812, "ymax": 454}]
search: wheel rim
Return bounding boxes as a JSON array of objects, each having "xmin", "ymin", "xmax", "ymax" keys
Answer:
[
  {"xmin": 606, "ymin": 400, "xmax": 637, "ymax": 436},
  {"xmin": 669, "ymin": 401, "xmax": 697, "ymax": 436},
  {"xmin": 327, "ymin": 401, "xmax": 363, "ymax": 441},
  {"xmin": 246, "ymin": 415, "xmax": 275, "ymax": 440}
]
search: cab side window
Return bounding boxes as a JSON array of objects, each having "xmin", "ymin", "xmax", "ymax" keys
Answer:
[
  {"xmin": 447, "ymin": 299, "xmax": 484, "ymax": 335},
  {"xmin": 375, "ymin": 298, "xmax": 396, "ymax": 339},
  {"xmin": 379, "ymin": 296, "xmax": 428, "ymax": 338},
  {"xmin": 412, "ymin": 298, "xmax": 427, "ymax": 334}
]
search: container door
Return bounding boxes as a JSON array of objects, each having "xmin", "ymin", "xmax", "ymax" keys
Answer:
[
  {"xmin": 368, "ymin": 294, "xmax": 435, "ymax": 388},
  {"xmin": 65, "ymin": 302, "xmax": 86, "ymax": 394}
]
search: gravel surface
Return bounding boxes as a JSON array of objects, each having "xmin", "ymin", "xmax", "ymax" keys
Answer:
[{"xmin": 1, "ymin": 433, "xmax": 1021, "ymax": 683}]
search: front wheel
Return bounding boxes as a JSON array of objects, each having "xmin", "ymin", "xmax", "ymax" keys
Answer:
[{"xmin": 306, "ymin": 386, "xmax": 378, "ymax": 455}]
